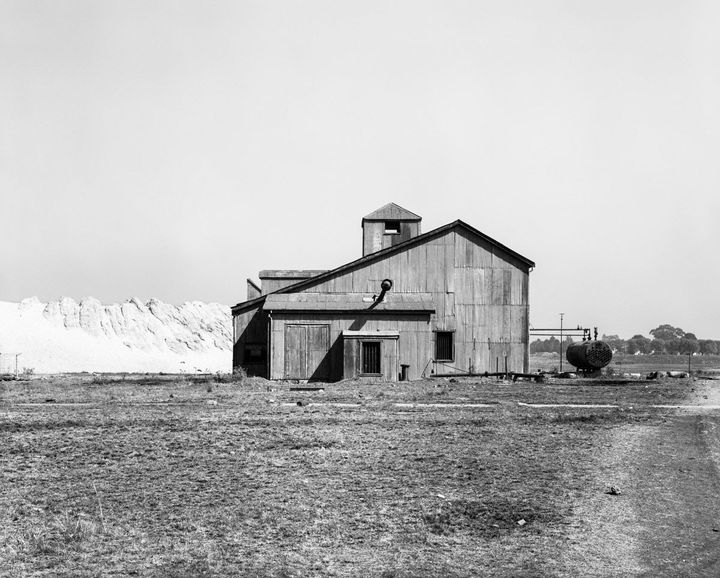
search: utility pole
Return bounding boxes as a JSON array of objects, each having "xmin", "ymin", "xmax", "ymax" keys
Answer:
[{"xmin": 559, "ymin": 313, "xmax": 564, "ymax": 373}]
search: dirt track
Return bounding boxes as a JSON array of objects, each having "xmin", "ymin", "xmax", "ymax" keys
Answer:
[{"xmin": 563, "ymin": 382, "xmax": 720, "ymax": 576}]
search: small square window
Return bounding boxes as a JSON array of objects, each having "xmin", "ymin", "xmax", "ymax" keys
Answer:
[
  {"xmin": 435, "ymin": 332, "xmax": 454, "ymax": 362},
  {"xmin": 384, "ymin": 221, "xmax": 400, "ymax": 234}
]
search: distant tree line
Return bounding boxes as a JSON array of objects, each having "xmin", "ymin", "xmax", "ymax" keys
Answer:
[
  {"xmin": 529, "ymin": 336, "xmax": 574, "ymax": 354},
  {"xmin": 530, "ymin": 324, "xmax": 720, "ymax": 356}
]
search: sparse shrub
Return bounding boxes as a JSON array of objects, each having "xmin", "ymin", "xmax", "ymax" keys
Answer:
[
  {"xmin": 55, "ymin": 511, "xmax": 102, "ymax": 543},
  {"xmin": 213, "ymin": 371, "xmax": 240, "ymax": 384},
  {"xmin": 18, "ymin": 510, "xmax": 109, "ymax": 556},
  {"xmin": 21, "ymin": 527, "xmax": 56, "ymax": 555},
  {"xmin": 22, "ymin": 367, "xmax": 35, "ymax": 375}
]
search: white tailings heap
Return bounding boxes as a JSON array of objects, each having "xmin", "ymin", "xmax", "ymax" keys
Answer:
[{"xmin": 0, "ymin": 297, "xmax": 232, "ymax": 374}]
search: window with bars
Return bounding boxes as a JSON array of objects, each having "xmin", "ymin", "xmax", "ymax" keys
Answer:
[
  {"xmin": 435, "ymin": 332, "xmax": 454, "ymax": 362},
  {"xmin": 361, "ymin": 341, "xmax": 381, "ymax": 374}
]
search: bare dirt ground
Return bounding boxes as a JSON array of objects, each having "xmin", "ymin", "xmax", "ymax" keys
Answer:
[
  {"xmin": 1, "ymin": 375, "xmax": 719, "ymax": 577},
  {"xmin": 559, "ymin": 380, "xmax": 720, "ymax": 577}
]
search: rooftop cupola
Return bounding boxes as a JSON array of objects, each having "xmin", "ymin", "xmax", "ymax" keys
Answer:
[{"xmin": 361, "ymin": 203, "xmax": 422, "ymax": 256}]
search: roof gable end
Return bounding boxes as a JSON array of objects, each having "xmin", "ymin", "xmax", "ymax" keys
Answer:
[
  {"xmin": 362, "ymin": 202, "xmax": 422, "ymax": 222},
  {"xmin": 454, "ymin": 220, "xmax": 535, "ymax": 270}
]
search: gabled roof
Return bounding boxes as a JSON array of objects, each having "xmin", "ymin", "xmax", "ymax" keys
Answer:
[
  {"xmin": 362, "ymin": 202, "xmax": 422, "ymax": 222},
  {"xmin": 264, "ymin": 292, "xmax": 435, "ymax": 313},
  {"xmin": 232, "ymin": 219, "xmax": 535, "ymax": 313}
]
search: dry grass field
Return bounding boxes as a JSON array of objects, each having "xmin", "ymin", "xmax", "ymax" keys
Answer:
[{"xmin": 2, "ymin": 374, "xmax": 720, "ymax": 577}]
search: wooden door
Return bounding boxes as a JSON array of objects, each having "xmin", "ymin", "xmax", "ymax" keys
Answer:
[
  {"xmin": 284, "ymin": 324, "xmax": 330, "ymax": 380},
  {"xmin": 284, "ymin": 325, "xmax": 306, "ymax": 379}
]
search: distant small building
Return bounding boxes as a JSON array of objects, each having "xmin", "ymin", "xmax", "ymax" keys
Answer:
[{"xmin": 232, "ymin": 203, "xmax": 534, "ymax": 381}]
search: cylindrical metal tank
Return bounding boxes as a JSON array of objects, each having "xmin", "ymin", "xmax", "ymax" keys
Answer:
[{"xmin": 566, "ymin": 340, "xmax": 613, "ymax": 371}]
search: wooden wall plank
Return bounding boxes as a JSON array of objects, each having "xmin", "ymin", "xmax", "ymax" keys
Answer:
[
  {"xmin": 284, "ymin": 325, "xmax": 305, "ymax": 379},
  {"xmin": 493, "ymin": 270, "xmax": 505, "ymax": 306},
  {"xmin": 473, "ymin": 240, "xmax": 493, "ymax": 269},
  {"xmin": 401, "ymin": 329, "xmax": 416, "ymax": 379},
  {"xmin": 474, "ymin": 269, "xmax": 485, "ymax": 306},
  {"xmin": 408, "ymin": 243, "xmax": 425, "ymax": 292},
  {"xmin": 343, "ymin": 339, "xmax": 357, "ymax": 379},
  {"xmin": 503, "ymin": 270, "xmax": 512, "ymax": 305},
  {"xmin": 444, "ymin": 236, "xmax": 455, "ymax": 293},
  {"xmin": 454, "ymin": 230, "xmax": 467, "ymax": 267},
  {"xmin": 427, "ymin": 243, "xmax": 442, "ymax": 294},
  {"xmin": 271, "ymin": 317, "xmax": 284, "ymax": 379}
]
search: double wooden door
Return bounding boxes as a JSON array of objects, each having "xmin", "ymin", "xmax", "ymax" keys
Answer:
[{"xmin": 284, "ymin": 324, "xmax": 330, "ymax": 380}]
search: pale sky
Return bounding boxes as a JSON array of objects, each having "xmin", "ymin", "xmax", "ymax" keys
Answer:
[{"xmin": 2, "ymin": 0, "xmax": 719, "ymax": 339}]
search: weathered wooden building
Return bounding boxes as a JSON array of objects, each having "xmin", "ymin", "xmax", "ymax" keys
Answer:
[{"xmin": 232, "ymin": 203, "xmax": 534, "ymax": 381}]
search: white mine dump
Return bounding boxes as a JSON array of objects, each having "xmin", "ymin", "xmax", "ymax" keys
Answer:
[{"xmin": 0, "ymin": 297, "xmax": 231, "ymax": 374}]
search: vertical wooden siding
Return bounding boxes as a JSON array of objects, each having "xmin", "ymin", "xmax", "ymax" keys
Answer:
[
  {"xmin": 234, "ymin": 225, "xmax": 531, "ymax": 379},
  {"xmin": 362, "ymin": 221, "xmax": 421, "ymax": 256},
  {"xmin": 283, "ymin": 324, "xmax": 330, "ymax": 380},
  {"xmin": 290, "ymin": 228, "xmax": 530, "ymax": 374},
  {"xmin": 342, "ymin": 338, "xmax": 398, "ymax": 381},
  {"xmin": 270, "ymin": 314, "xmax": 429, "ymax": 381}
]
